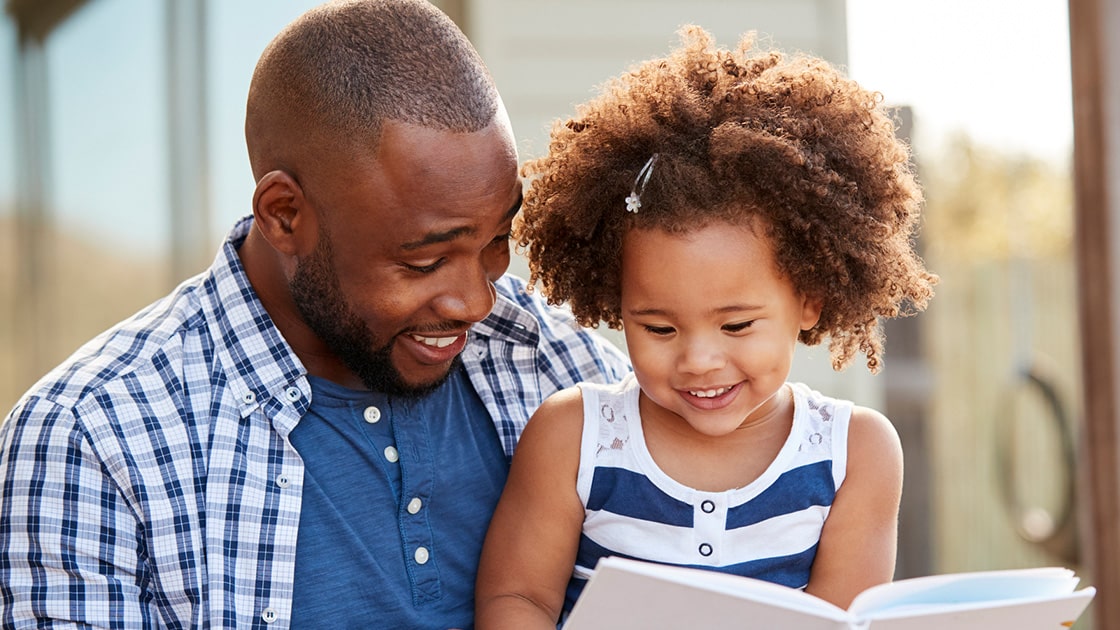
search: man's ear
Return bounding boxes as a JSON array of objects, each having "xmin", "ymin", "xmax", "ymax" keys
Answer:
[{"xmin": 252, "ymin": 170, "xmax": 318, "ymax": 257}]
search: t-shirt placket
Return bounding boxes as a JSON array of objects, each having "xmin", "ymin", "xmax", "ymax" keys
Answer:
[{"xmin": 390, "ymin": 399, "xmax": 441, "ymax": 605}]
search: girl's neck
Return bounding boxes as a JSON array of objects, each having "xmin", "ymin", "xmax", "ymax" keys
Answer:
[{"xmin": 639, "ymin": 385, "xmax": 796, "ymax": 492}]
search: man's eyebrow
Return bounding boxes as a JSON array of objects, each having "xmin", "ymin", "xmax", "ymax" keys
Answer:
[
  {"xmin": 401, "ymin": 194, "xmax": 523, "ymax": 251},
  {"xmin": 401, "ymin": 226, "xmax": 474, "ymax": 251},
  {"xmin": 503, "ymin": 193, "xmax": 524, "ymax": 222}
]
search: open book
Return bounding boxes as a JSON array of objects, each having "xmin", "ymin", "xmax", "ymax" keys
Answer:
[{"xmin": 564, "ymin": 557, "xmax": 1095, "ymax": 629}]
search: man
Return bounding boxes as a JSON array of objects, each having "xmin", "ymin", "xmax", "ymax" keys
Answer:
[{"xmin": 0, "ymin": 1, "xmax": 628, "ymax": 627}]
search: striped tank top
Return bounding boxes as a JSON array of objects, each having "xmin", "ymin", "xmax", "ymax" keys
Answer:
[{"xmin": 564, "ymin": 373, "xmax": 851, "ymax": 612}]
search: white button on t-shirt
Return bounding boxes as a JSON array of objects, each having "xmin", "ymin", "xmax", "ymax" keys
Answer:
[
  {"xmin": 363, "ymin": 406, "xmax": 382, "ymax": 423},
  {"xmin": 384, "ymin": 446, "xmax": 400, "ymax": 463},
  {"xmin": 414, "ymin": 546, "xmax": 430, "ymax": 564},
  {"xmin": 407, "ymin": 497, "xmax": 423, "ymax": 514}
]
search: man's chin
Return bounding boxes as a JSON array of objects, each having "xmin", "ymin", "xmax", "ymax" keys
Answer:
[{"xmin": 365, "ymin": 355, "xmax": 463, "ymax": 398}]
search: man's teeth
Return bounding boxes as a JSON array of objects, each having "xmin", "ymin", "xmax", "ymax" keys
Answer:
[
  {"xmin": 689, "ymin": 387, "xmax": 730, "ymax": 398},
  {"xmin": 411, "ymin": 334, "xmax": 459, "ymax": 348}
]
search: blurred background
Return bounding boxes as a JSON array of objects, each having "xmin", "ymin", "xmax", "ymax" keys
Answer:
[{"xmin": 0, "ymin": 0, "xmax": 1088, "ymax": 623}]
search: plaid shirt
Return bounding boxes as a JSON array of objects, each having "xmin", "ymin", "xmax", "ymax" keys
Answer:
[{"xmin": 0, "ymin": 216, "xmax": 629, "ymax": 629}]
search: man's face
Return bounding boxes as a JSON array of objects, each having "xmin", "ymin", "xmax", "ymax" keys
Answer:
[{"xmin": 291, "ymin": 117, "xmax": 521, "ymax": 395}]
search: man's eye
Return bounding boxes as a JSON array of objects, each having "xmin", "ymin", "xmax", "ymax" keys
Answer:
[
  {"xmin": 403, "ymin": 259, "xmax": 444, "ymax": 273},
  {"xmin": 489, "ymin": 232, "xmax": 511, "ymax": 247}
]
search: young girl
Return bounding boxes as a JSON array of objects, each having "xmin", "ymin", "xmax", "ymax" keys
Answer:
[{"xmin": 475, "ymin": 26, "xmax": 937, "ymax": 628}]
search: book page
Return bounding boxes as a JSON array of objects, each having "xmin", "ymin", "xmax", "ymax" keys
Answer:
[
  {"xmin": 862, "ymin": 590, "xmax": 1096, "ymax": 630},
  {"xmin": 849, "ymin": 567, "xmax": 1080, "ymax": 616},
  {"xmin": 564, "ymin": 557, "xmax": 849, "ymax": 630}
]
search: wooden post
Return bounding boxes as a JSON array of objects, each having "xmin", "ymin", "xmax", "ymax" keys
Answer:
[
  {"xmin": 1068, "ymin": 0, "xmax": 1120, "ymax": 627},
  {"xmin": 884, "ymin": 106, "xmax": 933, "ymax": 579}
]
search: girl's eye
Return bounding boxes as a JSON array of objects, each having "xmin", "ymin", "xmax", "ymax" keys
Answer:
[
  {"xmin": 644, "ymin": 325, "xmax": 675, "ymax": 336},
  {"xmin": 403, "ymin": 259, "xmax": 445, "ymax": 274},
  {"xmin": 723, "ymin": 321, "xmax": 755, "ymax": 333}
]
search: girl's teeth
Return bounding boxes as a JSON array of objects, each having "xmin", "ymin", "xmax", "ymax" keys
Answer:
[
  {"xmin": 689, "ymin": 387, "xmax": 729, "ymax": 398},
  {"xmin": 411, "ymin": 334, "xmax": 458, "ymax": 348}
]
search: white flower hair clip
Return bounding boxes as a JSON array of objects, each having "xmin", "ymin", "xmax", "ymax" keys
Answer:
[{"xmin": 624, "ymin": 154, "xmax": 659, "ymax": 213}]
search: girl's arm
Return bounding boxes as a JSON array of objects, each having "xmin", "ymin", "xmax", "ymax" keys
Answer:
[
  {"xmin": 475, "ymin": 387, "xmax": 587, "ymax": 629},
  {"xmin": 804, "ymin": 405, "xmax": 904, "ymax": 609}
]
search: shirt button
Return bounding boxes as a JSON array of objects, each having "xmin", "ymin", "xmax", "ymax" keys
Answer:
[
  {"xmin": 284, "ymin": 387, "xmax": 302, "ymax": 402},
  {"xmin": 363, "ymin": 406, "xmax": 382, "ymax": 423},
  {"xmin": 261, "ymin": 607, "xmax": 278, "ymax": 623},
  {"xmin": 415, "ymin": 546, "xmax": 430, "ymax": 564},
  {"xmin": 701, "ymin": 500, "xmax": 716, "ymax": 513},
  {"xmin": 384, "ymin": 446, "xmax": 400, "ymax": 463},
  {"xmin": 407, "ymin": 497, "xmax": 423, "ymax": 514},
  {"xmin": 698, "ymin": 543, "xmax": 713, "ymax": 557},
  {"xmin": 276, "ymin": 475, "xmax": 290, "ymax": 488},
  {"xmin": 241, "ymin": 392, "xmax": 256, "ymax": 405}
]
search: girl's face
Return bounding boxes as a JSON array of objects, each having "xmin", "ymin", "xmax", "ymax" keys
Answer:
[{"xmin": 620, "ymin": 220, "xmax": 822, "ymax": 437}]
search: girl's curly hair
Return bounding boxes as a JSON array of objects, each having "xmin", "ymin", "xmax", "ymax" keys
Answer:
[{"xmin": 516, "ymin": 26, "xmax": 938, "ymax": 373}]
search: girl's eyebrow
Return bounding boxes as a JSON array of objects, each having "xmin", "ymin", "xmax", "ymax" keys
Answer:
[{"xmin": 627, "ymin": 304, "xmax": 764, "ymax": 317}]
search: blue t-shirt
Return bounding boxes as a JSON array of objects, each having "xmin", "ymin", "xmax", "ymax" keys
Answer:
[{"xmin": 288, "ymin": 365, "xmax": 509, "ymax": 628}]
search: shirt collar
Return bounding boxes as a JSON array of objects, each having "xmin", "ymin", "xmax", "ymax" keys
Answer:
[
  {"xmin": 199, "ymin": 216, "xmax": 308, "ymax": 415},
  {"xmin": 470, "ymin": 278, "xmax": 543, "ymax": 347}
]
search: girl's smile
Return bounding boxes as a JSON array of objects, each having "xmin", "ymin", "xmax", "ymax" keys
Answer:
[{"xmin": 677, "ymin": 381, "xmax": 742, "ymax": 410}]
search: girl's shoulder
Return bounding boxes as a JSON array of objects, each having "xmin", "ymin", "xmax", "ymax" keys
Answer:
[
  {"xmin": 847, "ymin": 404, "xmax": 903, "ymax": 463},
  {"xmin": 526, "ymin": 385, "xmax": 585, "ymax": 436}
]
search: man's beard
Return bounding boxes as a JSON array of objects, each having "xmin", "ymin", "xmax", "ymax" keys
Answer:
[{"xmin": 288, "ymin": 233, "xmax": 460, "ymax": 398}]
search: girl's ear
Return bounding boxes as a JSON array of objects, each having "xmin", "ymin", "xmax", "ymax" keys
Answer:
[
  {"xmin": 251, "ymin": 170, "xmax": 319, "ymax": 258},
  {"xmin": 800, "ymin": 294, "xmax": 824, "ymax": 331}
]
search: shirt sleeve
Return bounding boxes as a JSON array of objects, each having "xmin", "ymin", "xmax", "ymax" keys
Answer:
[{"xmin": 0, "ymin": 396, "xmax": 150, "ymax": 628}]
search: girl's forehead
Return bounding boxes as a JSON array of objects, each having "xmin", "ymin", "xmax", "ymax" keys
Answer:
[
  {"xmin": 623, "ymin": 221, "xmax": 775, "ymax": 266},
  {"xmin": 618, "ymin": 220, "xmax": 801, "ymax": 312}
]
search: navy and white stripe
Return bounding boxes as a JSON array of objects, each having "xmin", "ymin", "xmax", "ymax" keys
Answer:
[
  {"xmin": 0, "ymin": 215, "xmax": 629, "ymax": 629},
  {"xmin": 565, "ymin": 374, "xmax": 850, "ymax": 610}
]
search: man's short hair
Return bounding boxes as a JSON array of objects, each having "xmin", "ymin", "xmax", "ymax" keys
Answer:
[{"xmin": 246, "ymin": 0, "xmax": 500, "ymax": 177}]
